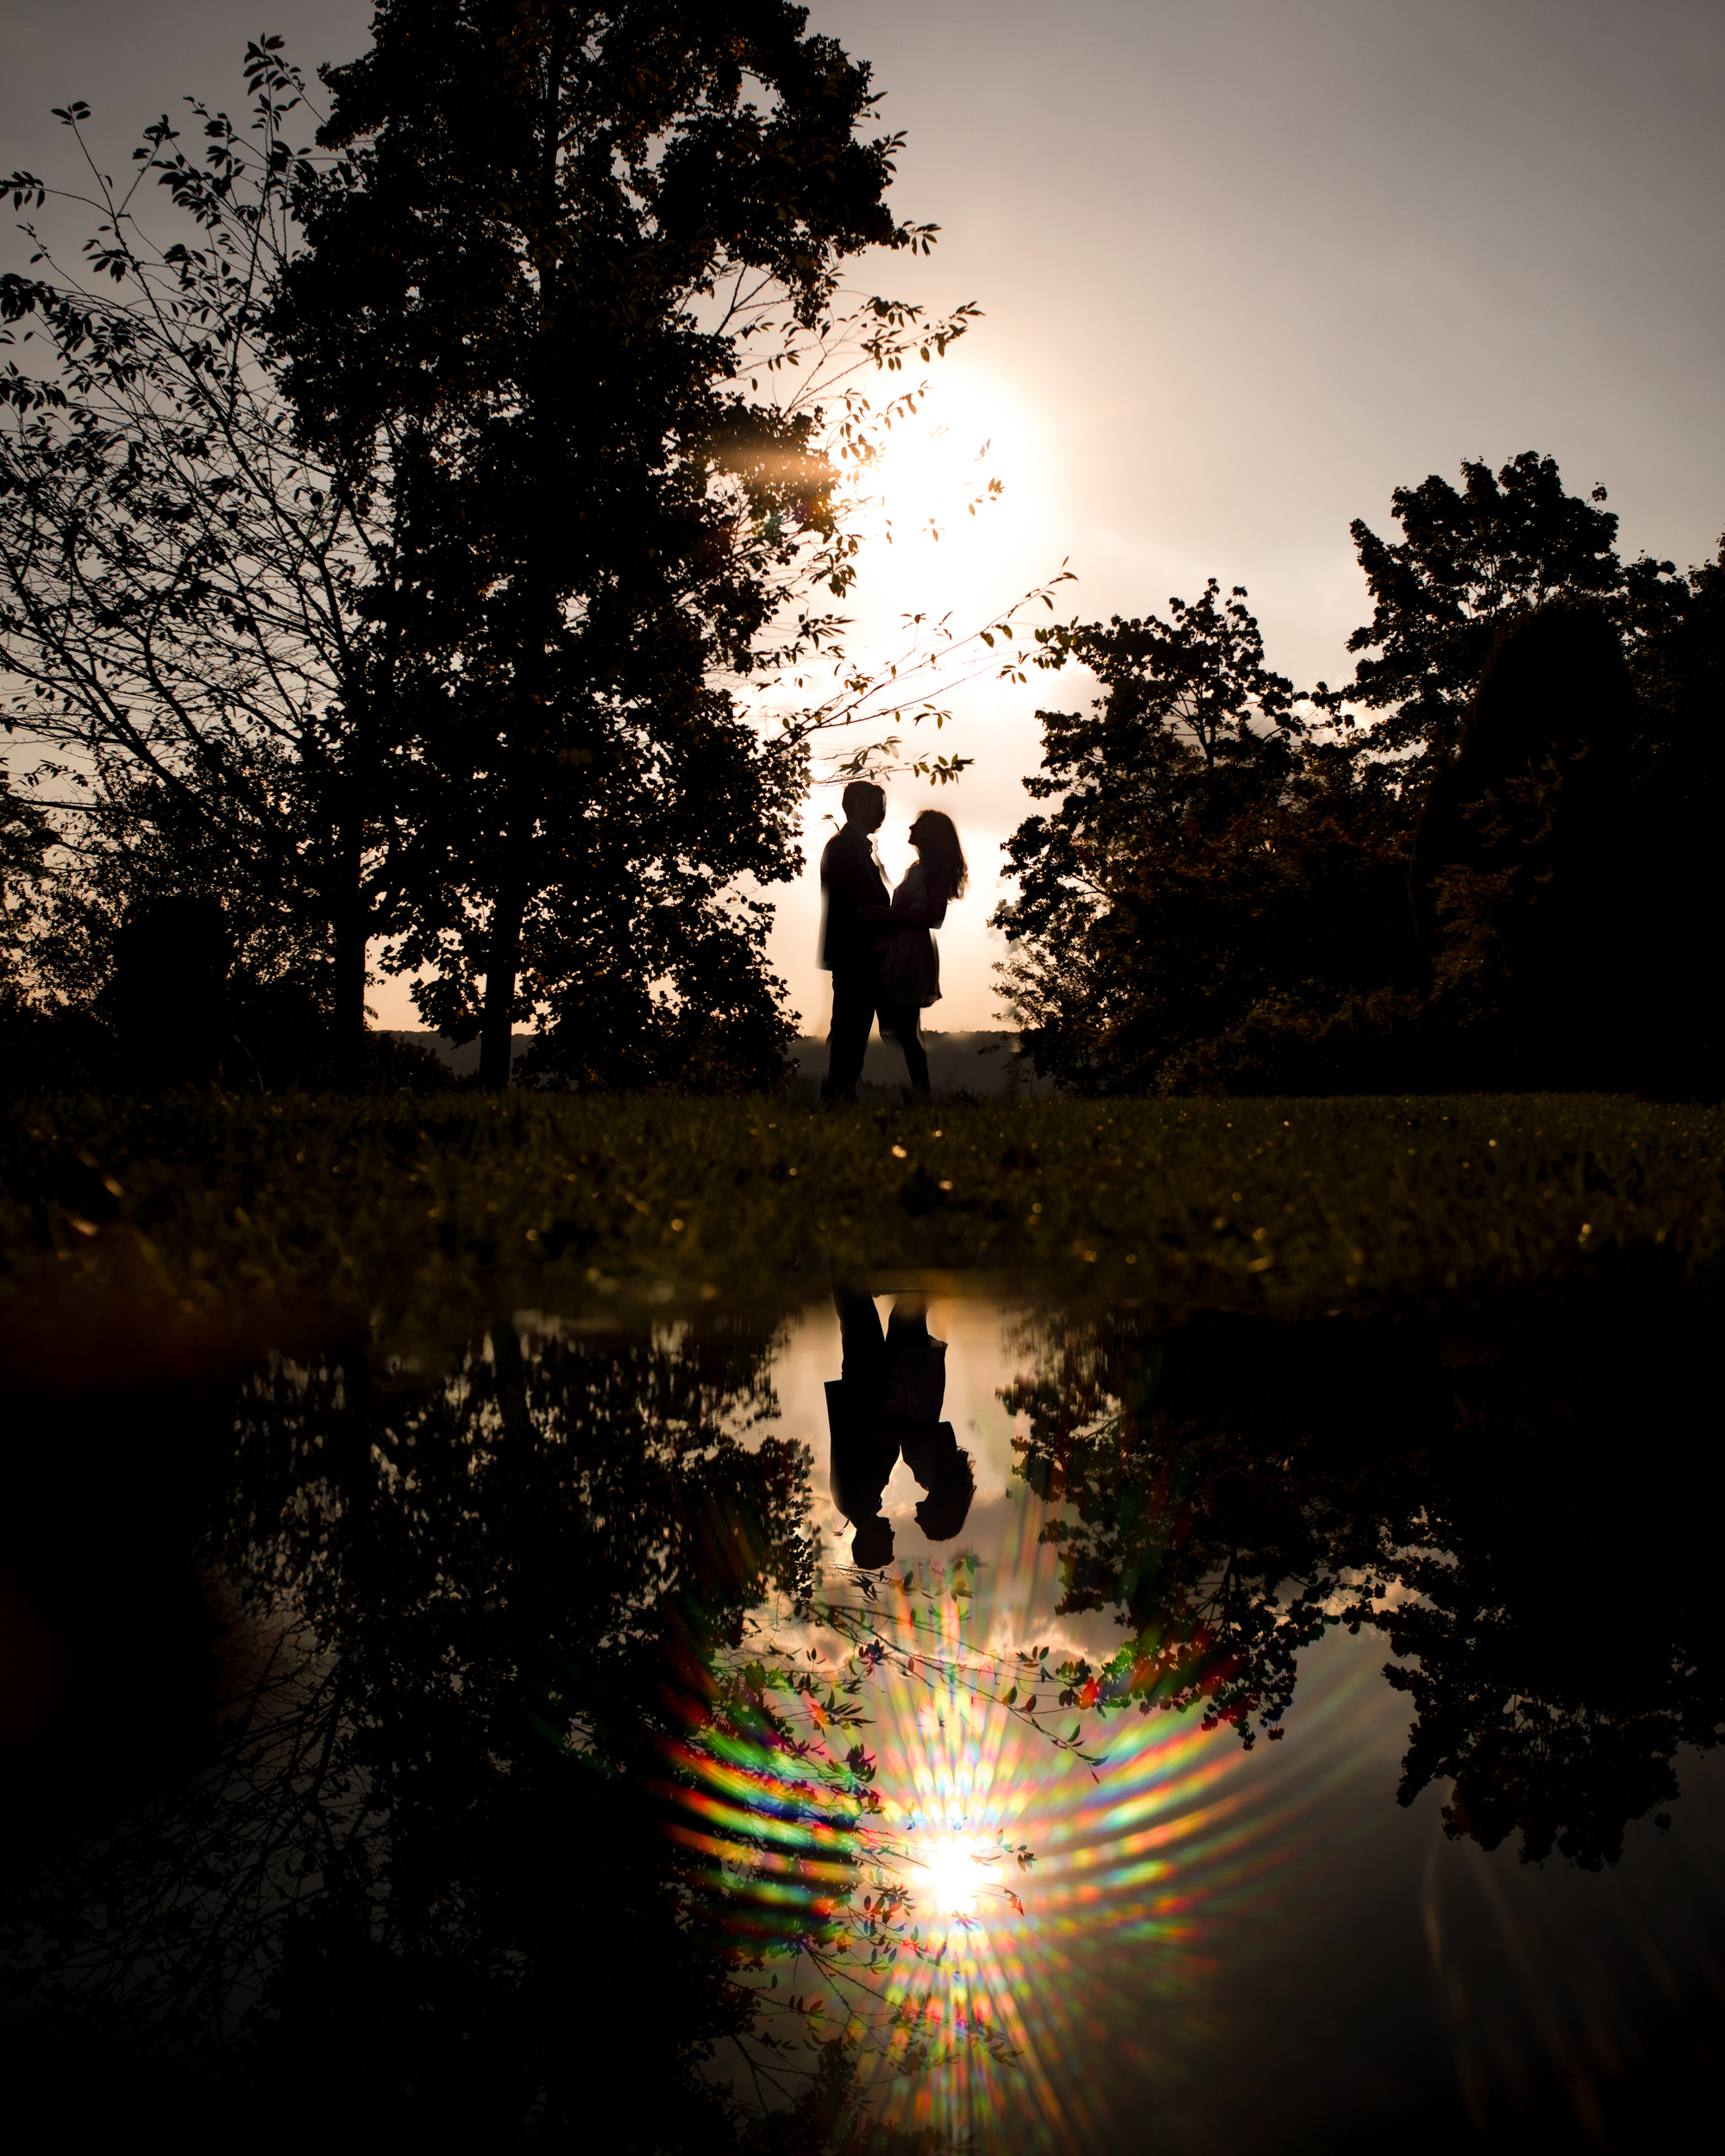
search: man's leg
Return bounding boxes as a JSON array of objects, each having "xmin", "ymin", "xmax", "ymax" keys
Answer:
[
  {"xmin": 824, "ymin": 968, "xmax": 875, "ymax": 1101},
  {"xmin": 834, "ymin": 1281, "xmax": 888, "ymax": 1390}
]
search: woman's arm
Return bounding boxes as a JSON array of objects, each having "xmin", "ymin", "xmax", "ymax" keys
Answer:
[{"xmin": 888, "ymin": 872, "xmax": 949, "ymax": 927}]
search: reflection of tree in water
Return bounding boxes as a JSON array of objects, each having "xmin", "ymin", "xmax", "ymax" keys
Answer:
[
  {"xmin": 224, "ymin": 1317, "xmax": 820, "ymax": 2143},
  {"xmin": 1007, "ymin": 1269, "xmax": 1725, "ymax": 1868},
  {"xmin": 4, "ymin": 1316, "xmax": 936, "ymax": 2147}
]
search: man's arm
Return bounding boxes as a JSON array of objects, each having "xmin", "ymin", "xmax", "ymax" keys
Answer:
[
  {"xmin": 821, "ymin": 828, "xmax": 878, "ymax": 900},
  {"xmin": 887, "ymin": 871, "xmax": 948, "ymax": 928}
]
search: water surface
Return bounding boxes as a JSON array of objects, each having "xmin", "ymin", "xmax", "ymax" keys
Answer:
[{"xmin": 3, "ymin": 1275, "xmax": 1720, "ymax": 2150}]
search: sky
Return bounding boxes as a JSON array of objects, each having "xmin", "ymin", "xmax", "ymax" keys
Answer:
[{"xmin": 4, "ymin": 0, "xmax": 1722, "ymax": 1032}]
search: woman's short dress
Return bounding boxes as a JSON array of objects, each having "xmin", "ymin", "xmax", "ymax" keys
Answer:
[{"xmin": 875, "ymin": 861, "xmax": 947, "ymax": 1009}]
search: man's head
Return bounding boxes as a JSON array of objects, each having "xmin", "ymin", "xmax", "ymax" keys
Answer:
[{"xmin": 841, "ymin": 780, "xmax": 887, "ymax": 833}]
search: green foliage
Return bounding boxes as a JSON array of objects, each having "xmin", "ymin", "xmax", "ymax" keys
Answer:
[
  {"xmin": 1, "ymin": 761, "xmax": 478, "ymax": 1094},
  {"xmin": 24, "ymin": 762, "xmax": 338, "ymax": 1064},
  {"xmin": 3, "ymin": 29, "xmax": 1032, "ymax": 1100},
  {"xmin": 0, "ymin": 760, "xmax": 51, "ymax": 986},
  {"xmin": 1032, "ymin": 580, "xmax": 1306, "ymax": 774},
  {"xmin": 0, "ymin": 47, "xmax": 395, "ymax": 1080},
  {"xmin": 1, "ymin": 1094, "xmax": 1718, "ymax": 1378}
]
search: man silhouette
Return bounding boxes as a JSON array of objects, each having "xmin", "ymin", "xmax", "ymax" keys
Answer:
[{"xmin": 819, "ymin": 780, "xmax": 890, "ymax": 1104}]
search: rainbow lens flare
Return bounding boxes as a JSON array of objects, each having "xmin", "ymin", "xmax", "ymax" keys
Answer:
[{"xmin": 647, "ymin": 1295, "xmax": 1725, "ymax": 2151}]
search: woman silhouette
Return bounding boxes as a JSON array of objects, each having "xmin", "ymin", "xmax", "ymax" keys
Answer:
[{"xmin": 862, "ymin": 809, "xmax": 968, "ymax": 1101}]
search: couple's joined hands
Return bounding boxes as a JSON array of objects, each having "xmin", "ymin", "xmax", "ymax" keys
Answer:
[{"xmin": 859, "ymin": 899, "xmax": 940, "ymax": 926}]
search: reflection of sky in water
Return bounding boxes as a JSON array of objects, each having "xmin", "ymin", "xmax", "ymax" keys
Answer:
[{"xmin": 709, "ymin": 1295, "xmax": 1725, "ymax": 2153}]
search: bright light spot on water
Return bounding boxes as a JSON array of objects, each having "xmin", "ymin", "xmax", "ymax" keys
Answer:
[{"xmin": 922, "ymin": 1832, "xmax": 1000, "ymax": 1916}]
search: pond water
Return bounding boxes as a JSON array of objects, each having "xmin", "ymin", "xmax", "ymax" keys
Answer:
[{"xmin": 3, "ymin": 1275, "xmax": 1722, "ymax": 2151}]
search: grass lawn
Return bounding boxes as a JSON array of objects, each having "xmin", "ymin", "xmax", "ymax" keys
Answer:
[{"xmin": 3, "ymin": 1090, "xmax": 1719, "ymax": 1383}]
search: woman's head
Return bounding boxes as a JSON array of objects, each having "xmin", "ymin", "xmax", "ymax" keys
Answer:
[
  {"xmin": 909, "ymin": 809, "xmax": 968, "ymax": 896},
  {"xmin": 914, "ymin": 1446, "xmax": 976, "ymax": 1543}
]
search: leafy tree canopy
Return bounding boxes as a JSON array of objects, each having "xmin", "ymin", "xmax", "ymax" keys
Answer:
[
  {"xmin": 996, "ymin": 580, "xmax": 1302, "ymax": 987},
  {"xmin": 1327, "ymin": 450, "xmax": 1624, "ymax": 763},
  {"xmin": 994, "ymin": 583, "xmax": 1418, "ymax": 1094},
  {"xmin": 3, "ymin": 18, "xmax": 1045, "ymax": 1094},
  {"xmin": 996, "ymin": 453, "xmax": 1723, "ymax": 1099},
  {"xmin": 0, "ymin": 763, "xmax": 51, "ymax": 987},
  {"xmin": 0, "ymin": 45, "xmax": 420, "ymax": 1086}
]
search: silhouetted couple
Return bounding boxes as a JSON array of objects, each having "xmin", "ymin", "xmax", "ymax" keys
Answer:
[
  {"xmin": 826, "ymin": 1284, "xmax": 975, "ymax": 1570},
  {"xmin": 819, "ymin": 780, "xmax": 969, "ymax": 1103}
]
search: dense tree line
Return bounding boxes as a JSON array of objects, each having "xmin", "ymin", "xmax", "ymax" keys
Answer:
[{"xmin": 995, "ymin": 454, "xmax": 1725, "ymax": 1099}]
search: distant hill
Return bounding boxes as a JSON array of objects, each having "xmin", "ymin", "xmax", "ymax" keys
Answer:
[
  {"xmin": 380, "ymin": 1028, "xmax": 1051, "ymax": 1099},
  {"xmin": 787, "ymin": 1030, "xmax": 1052, "ymax": 1101},
  {"xmin": 380, "ymin": 1031, "xmax": 536, "ymax": 1078}
]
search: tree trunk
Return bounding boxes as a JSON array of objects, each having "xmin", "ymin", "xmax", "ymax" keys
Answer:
[
  {"xmin": 477, "ymin": 25, "xmax": 565, "ymax": 1100},
  {"xmin": 333, "ymin": 819, "xmax": 369, "ymax": 1093},
  {"xmin": 329, "ymin": 686, "xmax": 375, "ymax": 1092},
  {"xmin": 479, "ymin": 865, "xmax": 525, "ymax": 1090}
]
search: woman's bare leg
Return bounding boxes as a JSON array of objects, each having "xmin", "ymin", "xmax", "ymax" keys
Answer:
[{"xmin": 880, "ymin": 1003, "xmax": 931, "ymax": 1098}]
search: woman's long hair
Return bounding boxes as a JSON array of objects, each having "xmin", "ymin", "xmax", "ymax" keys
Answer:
[{"xmin": 911, "ymin": 810, "xmax": 968, "ymax": 897}]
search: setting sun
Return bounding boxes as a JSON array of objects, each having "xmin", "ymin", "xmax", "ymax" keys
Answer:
[
  {"xmin": 861, "ymin": 376, "xmax": 1044, "ymax": 548},
  {"xmin": 920, "ymin": 1831, "xmax": 1001, "ymax": 1917}
]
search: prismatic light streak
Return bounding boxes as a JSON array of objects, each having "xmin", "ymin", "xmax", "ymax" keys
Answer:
[{"xmin": 846, "ymin": 1495, "xmax": 1248, "ymax": 2153}]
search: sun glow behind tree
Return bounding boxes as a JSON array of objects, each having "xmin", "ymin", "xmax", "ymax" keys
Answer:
[{"xmin": 754, "ymin": 362, "xmax": 1066, "ymax": 1035}]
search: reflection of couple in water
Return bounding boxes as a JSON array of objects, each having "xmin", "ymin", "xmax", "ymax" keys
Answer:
[{"xmin": 826, "ymin": 1285, "xmax": 975, "ymax": 1570}]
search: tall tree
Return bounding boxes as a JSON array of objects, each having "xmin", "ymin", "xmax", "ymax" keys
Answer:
[
  {"xmin": 1333, "ymin": 454, "xmax": 1722, "ymax": 1094},
  {"xmin": 274, "ymin": 0, "xmax": 962, "ymax": 1088},
  {"xmin": 1408, "ymin": 602, "xmax": 1639, "ymax": 1087},
  {"xmin": 1618, "ymin": 536, "xmax": 1725, "ymax": 1094},
  {"xmin": 994, "ymin": 585, "xmax": 1302, "ymax": 984},
  {"xmin": 997, "ymin": 454, "xmax": 1721, "ymax": 1098}
]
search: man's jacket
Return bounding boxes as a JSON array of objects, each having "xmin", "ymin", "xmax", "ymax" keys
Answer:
[{"xmin": 819, "ymin": 824, "xmax": 890, "ymax": 972}]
